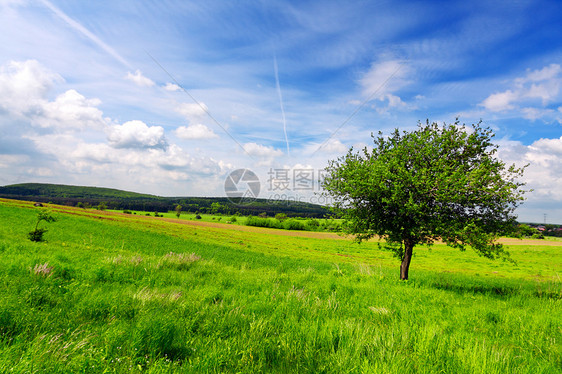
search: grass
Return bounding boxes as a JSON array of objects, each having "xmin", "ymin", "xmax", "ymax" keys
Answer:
[{"xmin": 0, "ymin": 198, "xmax": 560, "ymax": 373}]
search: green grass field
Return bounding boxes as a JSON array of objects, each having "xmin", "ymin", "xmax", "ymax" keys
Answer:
[{"xmin": 0, "ymin": 199, "xmax": 560, "ymax": 373}]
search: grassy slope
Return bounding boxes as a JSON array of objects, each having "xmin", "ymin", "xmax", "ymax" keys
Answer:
[{"xmin": 0, "ymin": 199, "xmax": 560, "ymax": 373}]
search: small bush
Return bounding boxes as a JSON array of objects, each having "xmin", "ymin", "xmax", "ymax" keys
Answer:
[
  {"xmin": 28, "ymin": 228, "xmax": 48, "ymax": 242},
  {"xmin": 28, "ymin": 210, "xmax": 56, "ymax": 242}
]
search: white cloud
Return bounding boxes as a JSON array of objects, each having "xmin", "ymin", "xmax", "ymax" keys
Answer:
[
  {"xmin": 243, "ymin": 142, "xmax": 284, "ymax": 158},
  {"xmin": 157, "ymin": 144, "xmax": 223, "ymax": 176},
  {"xmin": 125, "ymin": 69, "xmax": 155, "ymax": 87},
  {"xmin": 499, "ymin": 136, "xmax": 562, "ymax": 201},
  {"xmin": 0, "ymin": 60, "xmax": 106, "ymax": 130},
  {"xmin": 319, "ymin": 138, "xmax": 348, "ymax": 153},
  {"xmin": 175, "ymin": 102, "xmax": 208, "ymax": 121},
  {"xmin": 0, "ymin": 59, "xmax": 61, "ymax": 116},
  {"xmin": 163, "ymin": 82, "xmax": 181, "ymax": 92},
  {"xmin": 107, "ymin": 120, "xmax": 167, "ymax": 149},
  {"xmin": 481, "ymin": 90, "xmax": 517, "ymax": 112},
  {"xmin": 480, "ymin": 64, "xmax": 562, "ymax": 116},
  {"xmin": 516, "ymin": 64, "xmax": 561, "ymax": 84},
  {"xmin": 359, "ymin": 59, "xmax": 409, "ymax": 99},
  {"xmin": 38, "ymin": 89, "xmax": 106, "ymax": 129},
  {"xmin": 175, "ymin": 124, "xmax": 218, "ymax": 140},
  {"xmin": 303, "ymin": 138, "xmax": 348, "ymax": 155}
]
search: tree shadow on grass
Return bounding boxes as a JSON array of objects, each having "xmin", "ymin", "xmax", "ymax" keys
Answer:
[{"xmin": 418, "ymin": 276, "xmax": 561, "ymax": 300}]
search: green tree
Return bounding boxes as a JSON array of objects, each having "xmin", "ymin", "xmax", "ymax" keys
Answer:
[
  {"xmin": 275, "ymin": 213, "xmax": 287, "ymax": 221},
  {"xmin": 210, "ymin": 202, "xmax": 222, "ymax": 215},
  {"xmin": 28, "ymin": 210, "xmax": 56, "ymax": 242},
  {"xmin": 517, "ymin": 224, "xmax": 539, "ymax": 238},
  {"xmin": 175, "ymin": 204, "xmax": 182, "ymax": 218},
  {"xmin": 322, "ymin": 120, "xmax": 527, "ymax": 280}
]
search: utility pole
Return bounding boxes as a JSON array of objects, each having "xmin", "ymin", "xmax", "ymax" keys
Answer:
[{"xmin": 544, "ymin": 213, "xmax": 547, "ymax": 225}]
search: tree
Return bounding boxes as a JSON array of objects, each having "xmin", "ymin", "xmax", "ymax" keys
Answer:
[
  {"xmin": 322, "ymin": 120, "xmax": 527, "ymax": 280},
  {"xmin": 175, "ymin": 204, "xmax": 182, "ymax": 218},
  {"xmin": 275, "ymin": 213, "xmax": 287, "ymax": 221},
  {"xmin": 28, "ymin": 210, "xmax": 56, "ymax": 242},
  {"xmin": 210, "ymin": 202, "xmax": 222, "ymax": 215}
]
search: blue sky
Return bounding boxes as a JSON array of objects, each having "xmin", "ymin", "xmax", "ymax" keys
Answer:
[{"xmin": 1, "ymin": 0, "xmax": 561, "ymax": 223}]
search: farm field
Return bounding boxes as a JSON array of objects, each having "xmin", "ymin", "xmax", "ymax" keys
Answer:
[{"xmin": 0, "ymin": 198, "xmax": 560, "ymax": 373}]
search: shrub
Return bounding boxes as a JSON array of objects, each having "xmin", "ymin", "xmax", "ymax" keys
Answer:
[
  {"xmin": 246, "ymin": 216, "xmax": 280, "ymax": 229},
  {"xmin": 282, "ymin": 219, "xmax": 305, "ymax": 231},
  {"xmin": 28, "ymin": 210, "xmax": 56, "ymax": 242},
  {"xmin": 28, "ymin": 228, "xmax": 47, "ymax": 242},
  {"xmin": 305, "ymin": 219, "xmax": 320, "ymax": 231}
]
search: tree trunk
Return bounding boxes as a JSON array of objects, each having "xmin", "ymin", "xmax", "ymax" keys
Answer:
[{"xmin": 400, "ymin": 240, "xmax": 414, "ymax": 280}]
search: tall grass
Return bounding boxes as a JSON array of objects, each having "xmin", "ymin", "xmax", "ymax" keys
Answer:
[{"xmin": 0, "ymin": 200, "xmax": 560, "ymax": 373}]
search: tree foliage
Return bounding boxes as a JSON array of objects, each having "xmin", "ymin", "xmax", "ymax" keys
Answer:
[{"xmin": 322, "ymin": 120, "xmax": 527, "ymax": 279}]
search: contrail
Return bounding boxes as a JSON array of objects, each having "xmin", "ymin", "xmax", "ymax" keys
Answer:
[
  {"xmin": 274, "ymin": 55, "xmax": 290, "ymax": 156},
  {"xmin": 38, "ymin": 0, "xmax": 132, "ymax": 69},
  {"xmin": 146, "ymin": 51, "xmax": 254, "ymax": 159}
]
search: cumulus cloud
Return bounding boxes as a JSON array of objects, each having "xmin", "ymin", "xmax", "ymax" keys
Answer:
[
  {"xmin": 481, "ymin": 64, "xmax": 562, "ymax": 120},
  {"xmin": 494, "ymin": 137, "xmax": 562, "ymax": 222},
  {"xmin": 175, "ymin": 124, "xmax": 218, "ymax": 140},
  {"xmin": 107, "ymin": 120, "xmax": 167, "ymax": 149},
  {"xmin": 0, "ymin": 59, "xmax": 61, "ymax": 116},
  {"xmin": 125, "ymin": 69, "xmax": 155, "ymax": 87},
  {"xmin": 499, "ymin": 136, "xmax": 562, "ymax": 201},
  {"xmin": 38, "ymin": 89, "xmax": 106, "ymax": 129},
  {"xmin": 0, "ymin": 59, "xmax": 230, "ymax": 195},
  {"xmin": 0, "ymin": 60, "xmax": 106, "ymax": 130}
]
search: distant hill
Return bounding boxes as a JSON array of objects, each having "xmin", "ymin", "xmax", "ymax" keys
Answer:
[
  {"xmin": 0, "ymin": 183, "xmax": 158, "ymax": 200},
  {"xmin": 0, "ymin": 183, "xmax": 330, "ymax": 218}
]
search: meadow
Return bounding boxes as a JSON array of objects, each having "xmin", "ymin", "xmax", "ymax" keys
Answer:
[{"xmin": 0, "ymin": 198, "xmax": 560, "ymax": 373}]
